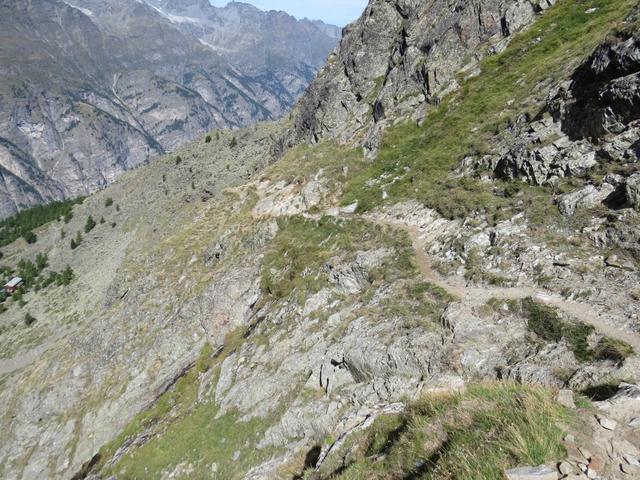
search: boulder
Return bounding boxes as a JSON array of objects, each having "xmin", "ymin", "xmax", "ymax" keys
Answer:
[
  {"xmin": 626, "ymin": 173, "xmax": 640, "ymax": 210},
  {"xmin": 605, "ymin": 254, "xmax": 635, "ymax": 271},
  {"xmin": 562, "ymin": 149, "xmax": 597, "ymax": 177},
  {"xmin": 556, "ymin": 389, "xmax": 576, "ymax": 409},
  {"xmin": 557, "ymin": 184, "xmax": 615, "ymax": 216}
]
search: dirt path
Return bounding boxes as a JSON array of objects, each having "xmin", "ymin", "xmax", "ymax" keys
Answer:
[{"xmin": 382, "ymin": 219, "xmax": 640, "ymax": 351}]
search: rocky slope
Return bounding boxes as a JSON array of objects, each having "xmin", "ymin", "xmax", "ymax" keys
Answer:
[
  {"xmin": 0, "ymin": 0, "xmax": 639, "ymax": 479},
  {"xmin": 0, "ymin": 0, "xmax": 339, "ymax": 219}
]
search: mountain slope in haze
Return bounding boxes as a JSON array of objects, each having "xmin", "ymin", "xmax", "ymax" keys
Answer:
[
  {"xmin": 0, "ymin": 0, "xmax": 639, "ymax": 479},
  {"xmin": 0, "ymin": 0, "xmax": 340, "ymax": 220}
]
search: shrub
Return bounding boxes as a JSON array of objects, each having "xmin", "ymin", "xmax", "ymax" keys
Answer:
[
  {"xmin": 562, "ymin": 322, "xmax": 594, "ymax": 362},
  {"xmin": 35, "ymin": 252, "xmax": 48, "ymax": 271},
  {"xmin": 12, "ymin": 288, "xmax": 23, "ymax": 303},
  {"xmin": 503, "ymin": 182, "xmax": 522, "ymax": 198},
  {"xmin": 17, "ymin": 259, "xmax": 38, "ymax": 287},
  {"xmin": 205, "ymin": 135, "xmax": 212, "ymax": 143},
  {"xmin": 84, "ymin": 216, "xmax": 96, "ymax": 233},
  {"xmin": 116, "ymin": 204, "xmax": 120, "ymax": 212},
  {"xmin": 24, "ymin": 313, "xmax": 36, "ymax": 326},
  {"xmin": 100, "ymin": 217, "xmax": 105, "ymax": 224},
  {"xmin": 593, "ymin": 338, "xmax": 634, "ymax": 363},
  {"xmin": 111, "ymin": 222, "xmax": 117, "ymax": 228},
  {"xmin": 175, "ymin": 156, "xmax": 182, "ymax": 165},
  {"xmin": 229, "ymin": 137, "xmax": 237, "ymax": 148},
  {"xmin": 105, "ymin": 197, "xmax": 114, "ymax": 207},
  {"xmin": 522, "ymin": 297, "xmax": 563, "ymax": 342},
  {"xmin": 56, "ymin": 266, "xmax": 74, "ymax": 286},
  {"xmin": 71, "ymin": 231, "xmax": 82, "ymax": 250},
  {"xmin": 522, "ymin": 298, "xmax": 634, "ymax": 364},
  {"xmin": 22, "ymin": 231, "xmax": 37, "ymax": 244}
]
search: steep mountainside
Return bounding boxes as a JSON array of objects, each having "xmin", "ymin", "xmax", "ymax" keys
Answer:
[
  {"xmin": 0, "ymin": 0, "xmax": 339, "ymax": 219},
  {"xmin": 0, "ymin": 1, "xmax": 639, "ymax": 479}
]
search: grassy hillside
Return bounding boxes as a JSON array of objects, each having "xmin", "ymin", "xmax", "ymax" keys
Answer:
[
  {"xmin": 340, "ymin": 0, "xmax": 637, "ymax": 221},
  {"xmin": 1, "ymin": 1, "xmax": 638, "ymax": 479},
  {"xmin": 70, "ymin": 1, "xmax": 640, "ymax": 478},
  {"xmin": 312, "ymin": 383, "xmax": 573, "ymax": 480}
]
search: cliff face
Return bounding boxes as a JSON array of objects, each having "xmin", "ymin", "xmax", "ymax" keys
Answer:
[
  {"xmin": 0, "ymin": 1, "xmax": 639, "ymax": 480},
  {"xmin": 0, "ymin": 0, "xmax": 340, "ymax": 219},
  {"xmin": 291, "ymin": 0, "xmax": 552, "ymax": 152}
]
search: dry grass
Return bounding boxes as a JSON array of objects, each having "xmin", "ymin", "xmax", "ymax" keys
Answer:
[{"xmin": 313, "ymin": 382, "xmax": 572, "ymax": 480}]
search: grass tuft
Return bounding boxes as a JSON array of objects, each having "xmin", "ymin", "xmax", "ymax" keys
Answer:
[
  {"xmin": 522, "ymin": 297, "xmax": 634, "ymax": 363},
  {"xmin": 316, "ymin": 382, "xmax": 572, "ymax": 480}
]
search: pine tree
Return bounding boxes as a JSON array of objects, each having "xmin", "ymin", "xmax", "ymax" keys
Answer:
[
  {"xmin": 84, "ymin": 215, "xmax": 96, "ymax": 233},
  {"xmin": 56, "ymin": 265, "xmax": 74, "ymax": 286},
  {"xmin": 35, "ymin": 252, "xmax": 48, "ymax": 271}
]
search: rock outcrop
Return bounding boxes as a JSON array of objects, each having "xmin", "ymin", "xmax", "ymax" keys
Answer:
[
  {"xmin": 290, "ymin": 0, "xmax": 548, "ymax": 154},
  {"xmin": 492, "ymin": 32, "xmax": 640, "ymax": 208}
]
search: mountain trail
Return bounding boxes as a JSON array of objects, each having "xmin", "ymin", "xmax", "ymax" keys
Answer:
[{"xmin": 381, "ymin": 218, "xmax": 640, "ymax": 351}]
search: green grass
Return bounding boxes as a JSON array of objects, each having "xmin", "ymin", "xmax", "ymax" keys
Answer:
[
  {"xmin": 592, "ymin": 338, "xmax": 635, "ymax": 363},
  {"xmin": 314, "ymin": 383, "xmax": 572, "ymax": 480},
  {"xmin": 96, "ymin": 332, "xmax": 283, "ymax": 480},
  {"xmin": 106, "ymin": 403, "xmax": 276, "ymax": 479},
  {"xmin": 522, "ymin": 297, "xmax": 634, "ymax": 363},
  {"xmin": 261, "ymin": 215, "xmax": 414, "ymax": 300},
  {"xmin": 340, "ymin": 0, "xmax": 637, "ymax": 222},
  {"xmin": 522, "ymin": 297, "xmax": 564, "ymax": 342}
]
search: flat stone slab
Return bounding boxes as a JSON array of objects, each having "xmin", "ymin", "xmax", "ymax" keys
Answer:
[
  {"xmin": 505, "ymin": 465, "xmax": 558, "ymax": 480},
  {"xmin": 596, "ymin": 415, "xmax": 617, "ymax": 431},
  {"xmin": 556, "ymin": 389, "xmax": 575, "ymax": 409}
]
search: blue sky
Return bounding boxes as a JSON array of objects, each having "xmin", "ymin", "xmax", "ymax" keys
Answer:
[{"xmin": 209, "ymin": 1, "xmax": 369, "ymax": 26}]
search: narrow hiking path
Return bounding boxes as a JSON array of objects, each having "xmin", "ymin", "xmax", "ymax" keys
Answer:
[
  {"xmin": 381, "ymin": 218, "xmax": 640, "ymax": 351},
  {"xmin": 231, "ymin": 180, "xmax": 640, "ymax": 351}
]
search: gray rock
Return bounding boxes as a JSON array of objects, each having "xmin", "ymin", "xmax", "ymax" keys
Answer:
[
  {"xmin": 505, "ymin": 465, "xmax": 558, "ymax": 480},
  {"xmin": 558, "ymin": 461, "xmax": 576, "ymax": 476},
  {"xmin": 596, "ymin": 415, "xmax": 618, "ymax": 431},
  {"xmin": 626, "ymin": 173, "xmax": 640, "ymax": 210},
  {"xmin": 291, "ymin": 0, "xmax": 542, "ymax": 153},
  {"xmin": 0, "ymin": 0, "xmax": 340, "ymax": 220},
  {"xmin": 559, "ymin": 34, "xmax": 640, "ymax": 140},
  {"xmin": 605, "ymin": 254, "xmax": 635, "ymax": 271},
  {"xmin": 557, "ymin": 389, "xmax": 576, "ymax": 409},
  {"xmin": 325, "ymin": 249, "xmax": 390, "ymax": 295},
  {"xmin": 557, "ymin": 184, "xmax": 615, "ymax": 216}
]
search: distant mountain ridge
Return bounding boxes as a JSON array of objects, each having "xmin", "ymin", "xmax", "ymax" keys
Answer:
[{"xmin": 0, "ymin": 0, "xmax": 340, "ymax": 219}]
